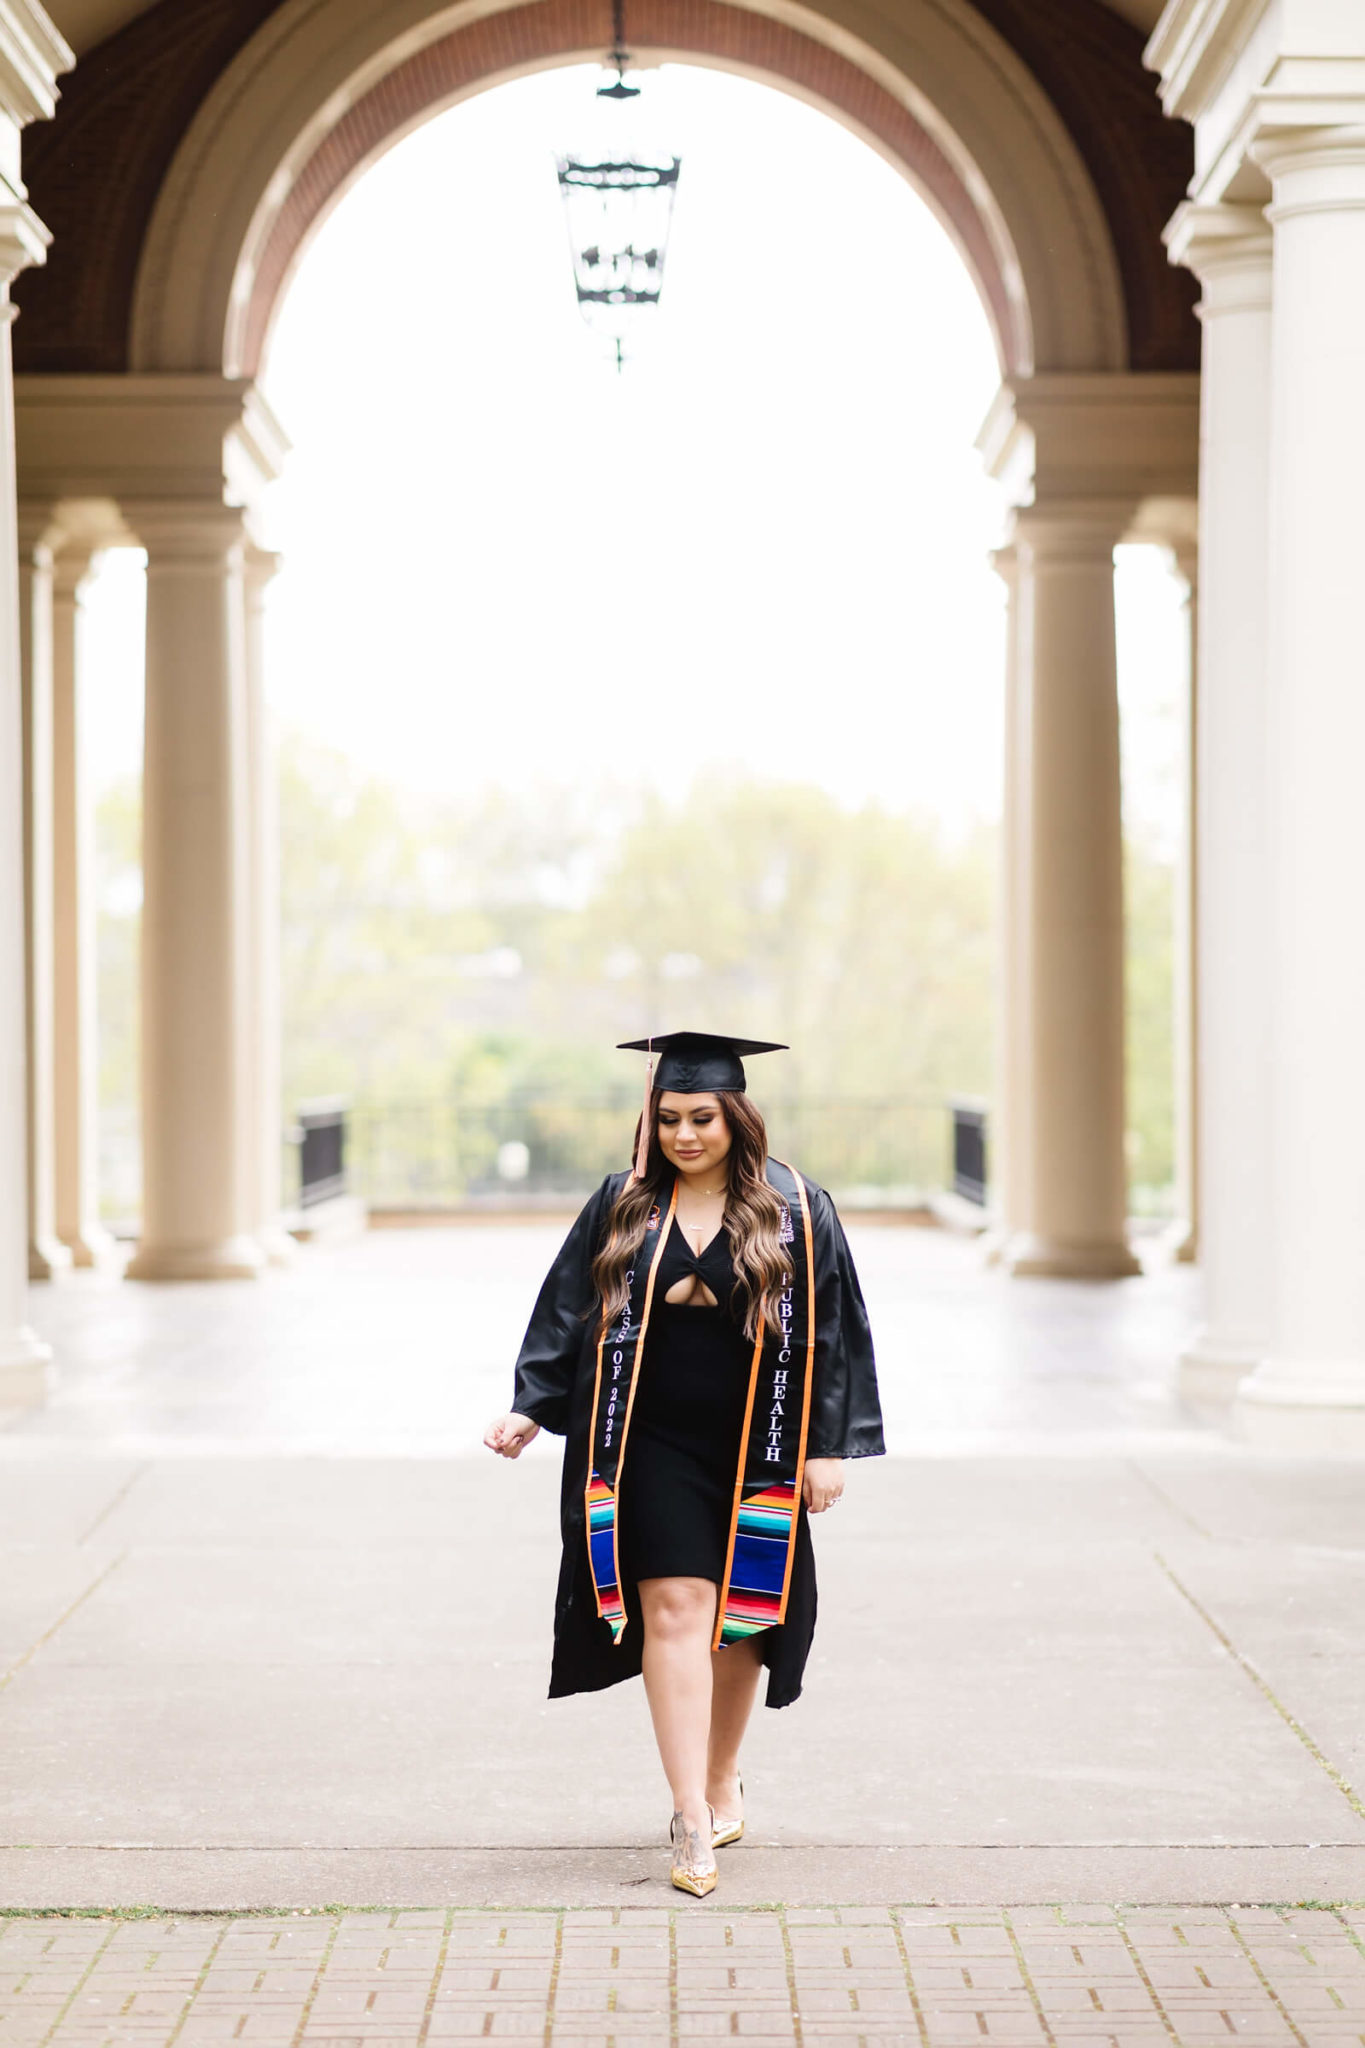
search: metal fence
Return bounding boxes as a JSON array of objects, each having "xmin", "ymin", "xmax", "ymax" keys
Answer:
[
  {"xmin": 949, "ymin": 1098, "xmax": 989, "ymax": 1206},
  {"xmin": 341, "ymin": 1091, "xmax": 954, "ymax": 1210},
  {"xmin": 99, "ymin": 1092, "xmax": 977, "ymax": 1227}
]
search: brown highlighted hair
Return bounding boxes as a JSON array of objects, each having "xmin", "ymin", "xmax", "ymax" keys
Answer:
[{"xmin": 590, "ymin": 1090, "xmax": 790, "ymax": 1342}]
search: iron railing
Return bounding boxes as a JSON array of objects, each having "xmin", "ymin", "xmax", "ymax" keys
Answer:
[
  {"xmin": 296, "ymin": 1098, "xmax": 348, "ymax": 1208},
  {"xmin": 99, "ymin": 1093, "xmax": 991, "ymax": 1225},
  {"xmin": 340, "ymin": 1090, "xmax": 954, "ymax": 1210},
  {"xmin": 949, "ymin": 1098, "xmax": 989, "ymax": 1206}
]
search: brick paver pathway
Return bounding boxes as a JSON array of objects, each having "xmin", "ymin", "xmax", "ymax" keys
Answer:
[{"xmin": 4, "ymin": 1905, "xmax": 1365, "ymax": 2047}]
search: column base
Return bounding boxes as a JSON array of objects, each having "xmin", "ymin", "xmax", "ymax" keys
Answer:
[
  {"xmin": 1234, "ymin": 1360, "xmax": 1365, "ymax": 1453},
  {"xmin": 0, "ymin": 1323, "xmax": 52, "ymax": 1408},
  {"xmin": 976, "ymin": 1224, "xmax": 1011, "ymax": 1267},
  {"xmin": 125, "ymin": 1234, "xmax": 266, "ymax": 1281},
  {"xmin": 28, "ymin": 1233, "xmax": 72, "ymax": 1281},
  {"xmin": 256, "ymin": 1220, "xmax": 298, "ymax": 1267},
  {"xmin": 1178, "ymin": 1332, "xmax": 1261, "ymax": 1404},
  {"xmin": 1161, "ymin": 1218, "xmax": 1198, "ymax": 1265},
  {"xmin": 1005, "ymin": 1231, "xmax": 1142, "ymax": 1279},
  {"xmin": 59, "ymin": 1223, "xmax": 122, "ymax": 1270}
]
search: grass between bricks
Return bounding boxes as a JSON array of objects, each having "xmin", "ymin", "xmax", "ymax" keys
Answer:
[{"xmin": 2, "ymin": 1900, "xmax": 1365, "ymax": 1920}]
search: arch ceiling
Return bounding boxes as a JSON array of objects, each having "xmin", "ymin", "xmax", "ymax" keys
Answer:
[
  {"xmin": 15, "ymin": 0, "xmax": 1196, "ymax": 378},
  {"xmin": 37, "ymin": 2, "xmax": 1177, "ymax": 59}
]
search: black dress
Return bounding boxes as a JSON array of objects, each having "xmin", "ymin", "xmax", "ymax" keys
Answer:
[
  {"xmin": 510, "ymin": 1166, "xmax": 885, "ymax": 1708},
  {"xmin": 618, "ymin": 1216, "xmax": 753, "ymax": 1584}
]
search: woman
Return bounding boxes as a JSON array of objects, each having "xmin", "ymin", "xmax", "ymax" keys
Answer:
[{"xmin": 484, "ymin": 1031, "xmax": 884, "ymax": 1896}]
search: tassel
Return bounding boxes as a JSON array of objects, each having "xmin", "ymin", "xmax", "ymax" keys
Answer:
[{"xmin": 633, "ymin": 1035, "xmax": 654, "ymax": 1181}]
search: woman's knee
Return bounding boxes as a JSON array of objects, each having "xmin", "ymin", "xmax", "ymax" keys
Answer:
[{"xmin": 640, "ymin": 1576, "xmax": 716, "ymax": 1643}]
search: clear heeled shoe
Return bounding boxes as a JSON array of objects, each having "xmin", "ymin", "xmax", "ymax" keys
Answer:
[
  {"xmin": 711, "ymin": 1774, "xmax": 744, "ymax": 1848},
  {"xmin": 670, "ymin": 1806, "xmax": 718, "ymax": 1896}
]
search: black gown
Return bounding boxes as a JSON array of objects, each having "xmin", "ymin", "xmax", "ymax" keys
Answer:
[
  {"xmin": 511, "ymin": 1166, "xmax": 885, "ymax": 1709},
  {"xmin": 618, "ymin": 1215, "xmax": 754, "ymax": 1584}
]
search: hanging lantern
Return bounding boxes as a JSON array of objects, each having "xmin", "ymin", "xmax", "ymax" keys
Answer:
[{"xmin": 555, "ymin": 3, "xmax": 681, "ymax": 369}]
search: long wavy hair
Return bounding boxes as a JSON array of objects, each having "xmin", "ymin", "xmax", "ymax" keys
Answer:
[{"xmin": 590, "ymin": 1090, "xmax": 790, "ymax": 1342}]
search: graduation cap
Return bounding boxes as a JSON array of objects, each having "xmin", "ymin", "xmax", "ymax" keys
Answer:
[{"xmin": 618, "ymin": 1032, "xmax": 788, "ymax": 1178}]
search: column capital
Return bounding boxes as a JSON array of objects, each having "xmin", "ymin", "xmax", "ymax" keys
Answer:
[
  {"xmin": 987, "ymin": 541, "xmax": 1018, "ymax": 589},
  {"xmin": 51, "ymin": 548, "xmax": 99, "ymax": 601},
  {"xmin": 46, "ymin": 501, "xmax": 131, "ymax": 593},
  {"xmin": 15, "ymin": 374, "xmax": 289, "ymax": 512},
  {"xmin": 1165, "ymin": 202, "xmax": 1272, "ymax": 312},
  {"xmin": 1253, "ymin": 123, "xmax": 1365, "ymax": 216},
  {"xmin": 1009, "ymin": 500, "xmax": 1133, "ymax": 560},
  {"xmin": 243, "ymin": 542, "xmax": 282, "ymax": 590},
  {"xmin": 0, "ymin": 197, "xmax": 50, "ymax": 291},
  {"xmin": 124, "ymin": 499, "xmax": 249, "ymax": 565},
  {"xmin": 0, "ymin": 1, "xmax": 74, "ymax": 129},
  {"xmin": 15, "ymin": 500, "xmax": 56, "ymax": 562},
  {"xmin": 977, "ymin": 372, "xmax": 1200, "ymax": 514}
]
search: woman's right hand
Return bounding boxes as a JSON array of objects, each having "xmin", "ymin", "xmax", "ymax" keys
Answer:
[{"xmin": 484, "ymin": 1411, "xmax": 540, "ymax": 1458}]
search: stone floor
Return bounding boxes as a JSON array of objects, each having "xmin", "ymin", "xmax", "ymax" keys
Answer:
[
  {"xmin": 5, "ymin": 1904, "xmax": 1365, "ymax": 2045},
  {"xmin": 6, "ymin": 1219, "xmax": 1204, "ymax": 1453},
  {"xmin": 4, "ymin": 1225, "xmax": 1365, "ymax": 2047}
]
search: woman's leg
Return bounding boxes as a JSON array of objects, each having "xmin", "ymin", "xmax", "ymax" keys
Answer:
[
  {"xmin": 638, "ymin": 1576, "xmax": 719, "ymax": 1836},
  {"xmin": 707, "ymin": 1637, "xmax": 762, "ymax": 1820}
]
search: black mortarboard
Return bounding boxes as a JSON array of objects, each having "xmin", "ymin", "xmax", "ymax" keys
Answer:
[
  {"xmin": 617, "ymin": 1031, "xmax": 788, "ymax": 1095},
  {"xmin": 618, "ymin": 1032, "xmax": 788, "ymax": 1178}
]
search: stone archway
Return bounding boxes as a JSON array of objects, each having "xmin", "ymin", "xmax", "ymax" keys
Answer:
[
  {"xmin": 125, "ymin": 0, "xmax": 1128, "ymax": 381},
  {"xmin": 12, "ymin": 0, "xmax": 1200, "ymax": 1288}
]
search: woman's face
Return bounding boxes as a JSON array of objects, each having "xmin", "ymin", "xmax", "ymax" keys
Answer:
[{"xmin": 656, "ymin": 1091, "xmax": 733, "ymax": 1183}]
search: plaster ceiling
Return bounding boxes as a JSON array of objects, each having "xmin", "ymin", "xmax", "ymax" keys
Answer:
[{"xmin": 44, "ymin": 0, "xmax": 1166, "ymax": 61}]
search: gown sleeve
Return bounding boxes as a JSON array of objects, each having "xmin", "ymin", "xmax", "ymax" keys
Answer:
[
  {"xmin": 805, "ymin": 1184, "xmax": 886, "ymax": 1460},
  {"xmin": 510, "ymin": 1173, "xmax": 623, "ymax": 1435}
]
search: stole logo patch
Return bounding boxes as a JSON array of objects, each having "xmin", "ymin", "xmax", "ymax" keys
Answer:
[
  {"xmin": 765, "ymin": 1270, "xmax": 795, "ymax": 1464},
  {"xmin": 602, "ymin": 1267, "xmax": 635, "ymax": 1452}
]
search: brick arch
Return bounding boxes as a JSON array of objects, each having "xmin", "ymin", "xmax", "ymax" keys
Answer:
[
  {"xmin": 234, "ymin": 0, "xmax": 1026, "ymax": 378},
  {"xmin": 16, "ymin": 0, "xmax": 1185, "ymax": 379}
]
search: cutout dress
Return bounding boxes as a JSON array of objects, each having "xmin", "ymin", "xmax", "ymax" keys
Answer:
[
  {"xmin": 618, "ymin": 1214, "xmax": 754, "ymax": 1584},
  {"xmin": 511, "ymin": 1165, "xmax": 884, "ymax": 1707}
]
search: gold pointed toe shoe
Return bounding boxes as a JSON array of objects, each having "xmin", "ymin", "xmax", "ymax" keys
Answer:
[
  {"xmin": 711, "ymin": 1775, "xmax": 744, "ymax": 1848},
  {"xmin": 670, "ymin": 1808, "xmax": 718, "ymax": 1897}
]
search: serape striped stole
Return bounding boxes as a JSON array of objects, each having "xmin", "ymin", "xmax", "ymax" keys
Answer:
[{"xmin": 584, "ymin": 1159, "xmax": 816, "ymax": 1651}]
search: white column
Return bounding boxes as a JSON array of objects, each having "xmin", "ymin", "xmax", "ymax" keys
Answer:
[
  {"xmin": 243, "ymin": 543, "xmax": 292, "ymax": 1262},
  {"xmin": 0, "ymin": 279, "xmax": 55, "ymax": 1399},
  {"xmin": 982, "ymin": 542, "xmax": 1024, "ymax": 1261},
  {"xmin": 1235, "ymin": 130, "xmax": 1365, "ymax": 1447},
  {"xmin": 0, "ymin": 0, "xmax": 74, "ymax": 1401},
  {"xmin": 1169, "ymin": 539, "xmax": 1198, "ymax": 1265},
  {"xmin": 1006, "ymin": 504, "xmax": 1140, "ymax": 1278},
  {"xmin": 124, "ymin": 505, "xmax": 264, "ymax": 1281},
  {"xmin": 1162, "ymin": 210, "xmax": 1274, "ymax": 1401},
  {"xmin": 17, "ymin": 508, "xmax": 67, "ymax": 1280},
  {"xmin": 50, "ymin": 540, "xmax": 116, "ymax": 1267}
]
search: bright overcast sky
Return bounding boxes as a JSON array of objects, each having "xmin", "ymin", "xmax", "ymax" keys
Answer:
[{"xmin": 83, "ymin": 61, "xmax": 1184, "ymax": 849}]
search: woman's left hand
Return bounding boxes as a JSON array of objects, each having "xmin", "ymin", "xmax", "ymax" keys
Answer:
[{"xmin": 802, "ymin": 1457, "xmax": 845, "ymax": 1513}]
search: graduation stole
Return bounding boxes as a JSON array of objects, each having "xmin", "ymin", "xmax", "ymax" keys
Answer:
[{"xmin": 584, "ymin": 1158, "xmax": 816, "ymax": 1652}]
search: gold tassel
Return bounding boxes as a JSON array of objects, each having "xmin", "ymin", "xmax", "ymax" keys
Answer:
[{"xmin": 633, "ymin": 1036, "xmax": 654, "ymax": 1181}]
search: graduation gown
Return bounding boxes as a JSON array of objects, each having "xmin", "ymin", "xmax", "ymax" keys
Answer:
[{"xmin": 510, "ymin": 1164, "xmax": 885, "ymax": 1708}]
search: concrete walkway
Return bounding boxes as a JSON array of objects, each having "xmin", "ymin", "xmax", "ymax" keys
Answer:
[
  {"xmin": 3, "ymin": 1443, "xmax": 1365, "ymax": 1913},
  {"xmin": 3, "ymin": 1227, "xmax": 1364, "ymax": 1948}
]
